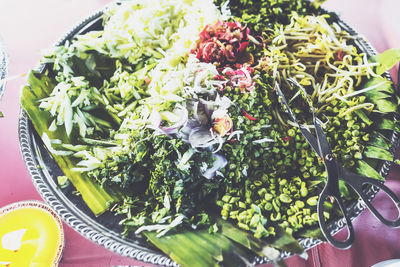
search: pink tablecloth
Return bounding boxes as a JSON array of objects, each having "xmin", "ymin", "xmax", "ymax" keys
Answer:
[{"xmin": 0, "ymin": 1, "xmax": 399, "ymax": 266}]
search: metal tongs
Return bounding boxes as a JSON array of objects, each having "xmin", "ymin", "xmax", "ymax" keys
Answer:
[{"xmin": 274, "ymin": 78, "xmax": 400, "ymax": 249}]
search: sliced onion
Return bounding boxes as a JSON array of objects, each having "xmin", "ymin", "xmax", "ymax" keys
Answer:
[
  {"xmin": 159, "ymin": 105, "xmax": 188, "ymax": 134},
  {"xmin": 148, "ymin": 110, "xmax": 162, "ymax": 128},
  {"xmin": 189, "ymin": 100, "xmax": 209, "ymax": 125},
  {"xmin": 177, "ymin": 119, "xmax": 199, "ymax": 143},
  {"xmin": 188, "ymin": 127, "xmax": 218, "ymax": 149},
  {"xmin": 253, "ymin": 137, "xmax": 275, "ymax": 144},
  {"xmin": 176, "ymin": 148, "xmax": 196, "ymax": 171},
  {"xmin": 212, "ymin": 133, "xmax": 224, "ymax": 153},
  {"xmin": 202, "ymin": 153, "xmax": 228, "ymax": 179},
  {"xmin": 199, "ymin": 98, "xmax": 215, "ymax": 118},
  {"xmin": 227, "ymin": 130, "xmax": 244, "ymax": 140},
  {"xmin": 215, "ymin": 95, "xmax": 232, "ymax": 110}
]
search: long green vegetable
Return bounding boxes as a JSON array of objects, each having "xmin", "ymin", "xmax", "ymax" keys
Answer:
[{"xmin": 21, "ymin": 71, "xmax": 119, "ymax": 214}]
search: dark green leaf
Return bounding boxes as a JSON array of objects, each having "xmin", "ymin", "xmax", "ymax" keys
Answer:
[
  {"xmin": 297, "ymin": 225, "xmax": 325, "ymax": 240},
  {"xmin": 26, "ymin": 71, "xmax": 55, "ymax": 98},
  {"xmin": 377, "ymin": 118, "xmax": 400, "ymax": 132},
  {"xmin": 365, "ymin": 91, "xmax": 392, "ymax": 103},
  {"xmin": 217, "ymin": 220, "xmax": 303, "ymax": 257},
  {"xmin": 371, "ymin": 49, "xmax": 400, "ymax": 75},
  {"xmin": 355, "ymin": 160, "xmax": 383, "ymax": 180},
  {"xmin": 364, "ymin": 146, "xmax": 394, "ymax": 161},
  {"xmin": 363, "ymin": 77, "xmax": 394, "ymax": 96},
  {"xmin": 70, "ymin": 51, "xmax": 116, "ymax": 88},
  {"xmin": 266, "ymin": 226, "xmax": 304, "ymax": 254},
  {"xmin": 339, "ymin": 180, "xmax": 351, "ymax": 198},
  {"xmin": 368, "ymin": 133, "xmax": 389, "ymax": 150},
  {"xmin": 217, "ymin": 219, "xmax": 278, "ymax": 259},
  {"xmin": 144, "ymin": 229, "xmax": 252, "ymax": 267}
]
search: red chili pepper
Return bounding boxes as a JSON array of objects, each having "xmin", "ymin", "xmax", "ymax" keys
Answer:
[
  {"xmin": 214, "ymin": 74, "xmax": 225, "ymax": 80},
  {"xmin": 337, "ymin": 50, "xmax": 346, "ymax": 61},
  {"xmin": 283, "ymin": 136, "xmax": 291, "ymax": 142},
  {"xmin": 241, "ymin": 109, "xmax": 257, "ymax": 121}
]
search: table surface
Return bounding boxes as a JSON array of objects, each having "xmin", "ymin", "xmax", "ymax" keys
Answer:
[{"xmin": 0, "ymin": 1, "xmax": 400, "ymax": 266}]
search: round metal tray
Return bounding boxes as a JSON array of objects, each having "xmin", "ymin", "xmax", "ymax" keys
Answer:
[{"xmin": 18, "ymin": 5, "xmax": 400, "ymax": 266}]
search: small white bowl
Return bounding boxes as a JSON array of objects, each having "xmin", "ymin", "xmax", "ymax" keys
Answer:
[{"xmin": 0, "ymin": 200, "xmax": 64, "ymax": 266}]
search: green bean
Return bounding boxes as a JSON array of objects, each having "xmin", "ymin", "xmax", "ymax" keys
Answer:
[
  {"xmin": 221, "ymin": 210, "xmax": 228, "ymax": 219},
  {"xmin": 253, "ymin": 180, "xmax": 263, "ymax": 187},
  {"xmin": 270, "ymin": 212, "xmax": 281, "ymax": 221},
  {"xmin": 238, "ymin": 201, "xmax": 247, "ymax": 209},
  {"xmin": 229, "ymin": 196, "xmax": 240, "ymax": 204},
  {"xmin": 264, "ymin": 193, "xmax": 274, "ymax": 201},
  {"xmin": 279, "ymin": 194, "xmax": 292, "ymax": 203},
  {"xmin": 264, "ymin": 202, "xmax": 273, "ymax": 211},
  {"xmin": 249, "ymin": 214, "xmax": 261, "ymax": 228},
  {"xmin": 295, "ymin": 200, "xmax": 305, "ymax": 209},
  {"xmin": 311, "ymin": 213, "xmax": 318, "ymax": 221},
  {"xmin": 229, "ymin": 210, "xmax": 239, "ymax": 219},
  {"xmin": 272, "ymin": 198, "xmax": 281, "ymax": 212},
  {"xmin": 238, "ymin": 222, "xmax": 250, "ymax": 231},
  {"xmin": 300, "ymin": 185, "xmax": 308, "ymax": 197},
  {"xmin": 222, "ymin": 195, "xmax": 231, "ymax": 203},
  {"xmin": 258, "ymin": 188, "xmax": 267, "ymax": 197},
  {"xmin": 307, "ymin": 196, "xmax": 318, "ymax": 206}
]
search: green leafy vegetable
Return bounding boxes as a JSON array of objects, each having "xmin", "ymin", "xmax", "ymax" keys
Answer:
[
  {"xmin": 377, "ymin": 118, "xmax": 400, "ymax": 132},
  {"xmin": 364, "ymin": 146, "xmax": 394, "ymax": 162},
  {"xmin": 368, "ymin": 133, "xmax": 390, "ymax": 150},
  {"xmin": 356, "ymin": 160, "xmax": 383, "ymax": 180},
  {"xmin": 372, "ymin": 48, "xmax": 400, "ymax": 75},
  {"xmin": 311, "ymin": 0, "xmax": 328, "ymax": 9}
]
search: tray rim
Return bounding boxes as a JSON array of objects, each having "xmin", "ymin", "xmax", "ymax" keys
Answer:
[
  {"xmin": 17, "ymin": 3, "xmax": 400, "ymax": 266},
  {"xmin": 0, "ymin": 35, "xmax": 7, "ymax": 100}
]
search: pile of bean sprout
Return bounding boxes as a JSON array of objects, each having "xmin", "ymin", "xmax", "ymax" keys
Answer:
[{"xmin": 260, "ymin": 13, "xmax": 383, "ymax": 115}]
